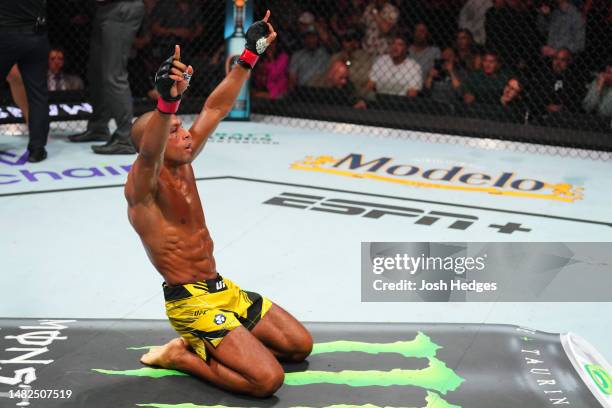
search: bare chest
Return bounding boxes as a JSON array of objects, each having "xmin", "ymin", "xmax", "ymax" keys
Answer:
[{"xmin": 156, "ymin": 177, "xmax": 205, "ymax": 227}]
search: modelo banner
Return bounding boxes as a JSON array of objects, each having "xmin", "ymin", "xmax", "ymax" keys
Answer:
[{"xmin": 224, "ymin": 0, "xmax": 253, "ymax": 120}]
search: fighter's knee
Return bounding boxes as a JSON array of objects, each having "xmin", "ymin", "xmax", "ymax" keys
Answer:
[
  {"xmin": 251, "ymin": 368, "xmax": 284, "ymax": 397},
  {"xmin": 294, "ymin": 332, "xmax": 314, "ymax": 362},
  {"xmin": 284, "ymin": 330, "xmax": 313, "ymax": 363}
]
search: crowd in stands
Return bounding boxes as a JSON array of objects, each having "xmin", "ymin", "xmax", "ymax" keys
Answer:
[
  {"xmin": 250, "ymin": 0, "xmax": 611, "ymax": 127},
  {"xmin": 3, "ymin": 0, "xmax": 611, "ymax": 130}
]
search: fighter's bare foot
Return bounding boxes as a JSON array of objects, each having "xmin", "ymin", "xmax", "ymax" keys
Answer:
[{"xmin": 140, "ymin": 337, "xmax": 188, "ymax": 369}]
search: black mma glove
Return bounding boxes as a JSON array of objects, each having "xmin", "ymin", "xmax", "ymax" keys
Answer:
[
  {"xmin": 237, "ymin": 20, "xmax": 271, "ymax": 70},
  {"xmin": 155, "ymin": 54, "xmax": 181, "ymax": 103}
]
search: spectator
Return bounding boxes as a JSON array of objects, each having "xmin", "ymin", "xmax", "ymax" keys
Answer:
[
  {"xmin": 486, "ymin": 0, "xmax": 540, "ymax": 70},
  {"xmin": 47, "ymin": 48, "xmax": 84, "ymax": 91},
  {"xmin": 150, "ymin": 0, "xmax": 203, "ymax": 60},
  {"xmin": 289, "ymin": 26, "xmax": 330, "ymax": 90},
  {"xmin": 581, "ymin": 0, "xmax": 610, "ymax": 71},
  {"xmin": 312, "ymin": 60, "xmax": 350, "ymax": 88},
  {"xmin": 361, "ymin": 0, "xmax": 400, "ymax": 55},
  {"xmin": 409, "ymin": 23, "xmax": 441, "ymax": 80},
  {"xmin": 329, "ymin": 29, "xmax": 373, "ymax": 97},
  {"xmin": 329, "ymin": 0, "xmax": 367, "ymax": 39},
  {"xmin": 463, "ymin": 50, "xmax": 510, "ymax": 104},
  {"xmin": 487, "ymin": 76, "xmax": 528, "ymax": 122},
  {"xmin": 530, "ymin": 48, "xmax": 584, "ymax": 113},
  {"xmin": 367, "ymin": 35, "xmax": 422, "ymax": 97},
  {"xmin": 252, "ymin": 41, "xmax": 289, "ymax": 99},
  {"xmin": 455, "ymin": 29, "xmax": 482, "ymax": 72},
  {"xmin": 458, "ymin": 0, "xmax": 493, "ymax": 45},
  {"xmin": 582, "ymin": 60, "xmax": 612, "ymax": 117},
  {"xmin": 273, "ymin": 6, "xmax": 302, "ymax": 54},
  {"xmin": 6, "ymin": 65, "xmax": 29, "ymax": 123},
  {"xmin": 310, "ymin": 60, "xmax": 365, "ymax": 108},
  {"xmin": 46, "ymin": 0, "xmax": 93, "ymax": 80},
  {"xmin": 424, "ymin": 47, "xmax": 466, "ymax": 103},
  {"xmin": 298, "ymin": 12, "xmax": 340, "ymax": 52},
  {"xmin": 68, "ymin": 0, "xmax": 144, "ymax": 155},
  {"xmin": 408, "ymin": 0, "xmax": 465, "ymax": 44},
  {"xmin": 538, "ymin": 0, "xmax": 586, "ymax": 57},
  {"xmin": 313, "ymin": 14, "xmax": 341, "ymax": 52},
  {"xmin": 485, "ymin": 0, "xmax": 509, "ymax": 57},
  {"xmin": 500, "ymin": 77, "xmax": 525, "ymax": 109},
  {"xmin": 297, "ymin": 11, "xmax": 316, "ymax": 35},
  {"xmin": 0, "ymin": 0, "xmax": 50, "ymax": 162}
]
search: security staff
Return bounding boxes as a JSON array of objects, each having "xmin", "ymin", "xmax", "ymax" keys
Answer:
[
  {"xmin": 0, "ymin": 0, "xmax": 50, "ymax": 162},
  {"xmin": 68, "ymin": 0, "xmax": 144, "ymax": 155}
]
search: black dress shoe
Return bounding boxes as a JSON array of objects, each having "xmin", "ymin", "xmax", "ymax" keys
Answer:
[
  {"xmin": 68, "ymin": 130, "xmax": 110, "ymax": 143},
  {"xmin": 27, "ymin": 148, "xmax": 47, "ymax": 163},
  {"xmin": 91, "ymin": 138, "xmax": 136, "ymax": 155}
]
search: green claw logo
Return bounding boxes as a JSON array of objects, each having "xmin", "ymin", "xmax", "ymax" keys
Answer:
[{"xmin": 93, "ymin": 332, "xmax": 465, "ymax": 408}]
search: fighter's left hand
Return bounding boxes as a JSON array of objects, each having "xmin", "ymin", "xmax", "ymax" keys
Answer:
[
  {"xmin": 168, "ymin": 45, "xmax": 194, "ymax": 97},
  {"xmin": 237, "ymin": 10, "xmax": 277, "ymax": 70},
  {"xmin": 155, "ymin": 45, "xmax": 194, "ymax": 102}
]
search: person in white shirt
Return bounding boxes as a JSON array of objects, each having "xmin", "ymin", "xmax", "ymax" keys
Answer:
[{"xmin": 367, "ymin": 35, "xmax": 422, "ymax": 97}]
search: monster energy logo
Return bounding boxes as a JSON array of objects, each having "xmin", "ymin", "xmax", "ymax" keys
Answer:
[
  {"xmin": 93, "ymin": 332, "xmax": 465, "ymax": 408},
  {"xmin": 585, "ymin": 364, "xmax": 612, "ymax": 396}
]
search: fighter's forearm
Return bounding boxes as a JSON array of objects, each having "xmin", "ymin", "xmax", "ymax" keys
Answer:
[
  {"xmin": 202, "ymin": 65, "xmax": 251, "ymax": 117},
  {"xmin": 140, "ymin": 111, "xmax": 172, "ymax": 161}
]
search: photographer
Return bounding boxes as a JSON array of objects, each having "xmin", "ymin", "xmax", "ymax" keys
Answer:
[{"xmin": 424, "ymin": 47, "xmax": 465, "ymax": 103}]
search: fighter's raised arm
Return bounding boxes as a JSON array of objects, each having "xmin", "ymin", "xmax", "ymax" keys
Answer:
[
  {"xmin": 125, "ymin": 45, "xmax": 193, "ymax": 206},
  {"xmin": 189, "ymin": 10, "xmax": 277, "ymax": 157}
]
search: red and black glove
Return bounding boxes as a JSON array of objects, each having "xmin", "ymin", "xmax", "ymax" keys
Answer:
[
  {"xmin": 154, "ymin": 53, "xmax": 187, "ymax": 114},
  {"xmin": 237, "ymin": 20, "xmax": 272, "ymax": 70}
]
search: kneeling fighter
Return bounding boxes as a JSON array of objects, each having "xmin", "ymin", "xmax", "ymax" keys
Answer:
[{"xmin": 125, "ymin": 11, "xmax": 312, "ymax": 397}]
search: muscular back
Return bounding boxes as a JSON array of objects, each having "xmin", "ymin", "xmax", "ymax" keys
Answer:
[{"xmin": 126, "ymin": 163, "xmax": 216, "ymax": 285}]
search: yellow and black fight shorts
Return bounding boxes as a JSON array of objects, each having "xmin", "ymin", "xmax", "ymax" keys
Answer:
[{"xmin": 163, "ymin": 274, "xmax": 272, "ymax": 361}]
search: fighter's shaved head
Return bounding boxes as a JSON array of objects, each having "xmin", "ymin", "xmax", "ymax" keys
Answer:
[{"xmin": 130, "ymin": 111, "xmax": 156, "ymax": 153}]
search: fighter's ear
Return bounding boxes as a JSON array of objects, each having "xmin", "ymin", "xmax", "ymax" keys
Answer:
[{"xmin": 130, "ymin": 111, "xmax": 156, "ymax": 152}]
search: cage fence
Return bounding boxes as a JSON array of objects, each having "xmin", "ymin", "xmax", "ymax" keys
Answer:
[{"xmin": 1, "ymin": 0, "xmax": 611, "ymax": 155}]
